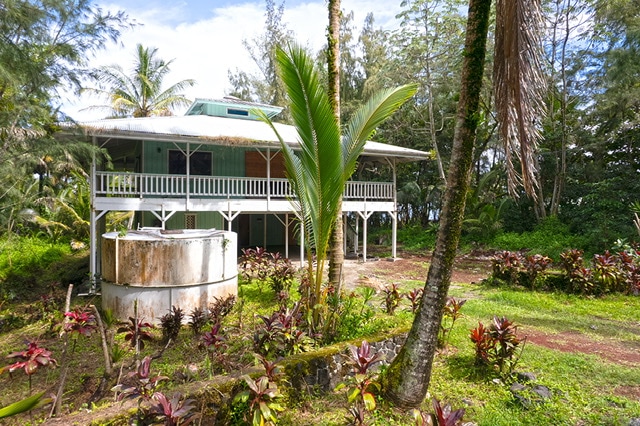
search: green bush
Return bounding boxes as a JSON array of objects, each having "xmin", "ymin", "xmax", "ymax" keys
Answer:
[
  {"xmin": 397, "ymin": 223, "xmax": 437, "ymax": 251},
  {"xmin": 492, "ymin": 216, "xmax": 588, "ymax": 260},
  {"xmin": 0, "ymin": 236, "xmax": 85, "ymax": 300}
]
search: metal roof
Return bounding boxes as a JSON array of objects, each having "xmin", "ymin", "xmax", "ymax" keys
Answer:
[{"xmin": 66, "ymin": 114, "xmax": 431, "ymax": 162}]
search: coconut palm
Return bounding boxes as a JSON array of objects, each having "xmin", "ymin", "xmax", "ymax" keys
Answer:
[
  {"xmin": 383, "ymin": 0, "xmax": 546, "ymax": 409},
  {"xmin": 259, "ymin": 44, "xmax": 416, "ymax": 328},
  {"xmin": 86, "ymin": 44, "xmax": 195, "ymax": 118},
  {"xmin": 326, "ymin": 0, "xmax": 345, "ymax": 293}
]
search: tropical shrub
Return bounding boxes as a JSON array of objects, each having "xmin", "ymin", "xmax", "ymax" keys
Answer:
[
  {"xmin": 147, "ymin": 392, "xmax": 200, "ymax": 425},
  {"xmin": 188, "ymin": 306, "xmax": 208, "ymax": 336},
  {"xmin": 405, "ymin": 288, "xmax": 423, "ymax": 313},
  {"xmin": 382, "ymin": 283, "xmax": 402, "ymax": 315},
  {"xmin": 112, "ymin": 356, "xmax": 167, "ymax": 402},
  {"xmin": 323, "ymin": 287, "xmax": 376, "ymax": 343},
  {"xmin": 233, "ymin": 374, "xmax": 284, "ymax": 426},
  {"xmin": 253, "ymin": 302, "xmax": 313, "ymax": 358},
  {"xmin": 335, "ymin": 341, "xmax": 383, "ymax": 426},
  {"xmin": 439, "ymin": 297, "xmax": 466, "ymax": 348},
  {"xmin": 117, "ymin": 317, "xmax": 154, "ymax": 349},
  {"xmin": 412, "ymin": 398, "xmax": 467, "ymax": 426},
  {"xmin": 0, "ymin": 341, "xmax": 57, "ymax": 393},
  {"xmin": 160, "ymin": 305, "xmax": 184, "ymax": 344},
  {"xmin": 470, "ymin": 316, "xmax": 525, "ymax": 376}
]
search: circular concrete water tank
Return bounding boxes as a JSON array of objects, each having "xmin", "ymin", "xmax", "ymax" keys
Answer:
[{"xmin": 101, "ymin": 229, "xmax": 237, "ymax": 323}]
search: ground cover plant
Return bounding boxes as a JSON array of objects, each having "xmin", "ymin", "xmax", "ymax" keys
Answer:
[{"xmin": 0, "ymin": 241, "xmax": 638, "ymax": 425}]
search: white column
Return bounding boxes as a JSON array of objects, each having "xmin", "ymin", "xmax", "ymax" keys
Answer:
[{"xmin": 392, "ymin": 158, "xmax": 398, "ymax": 259}]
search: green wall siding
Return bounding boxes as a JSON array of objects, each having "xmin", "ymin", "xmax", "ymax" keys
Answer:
[
  {"xmin": 142, "ymin": 141, "xmax": 246, "ymax": 176},
  {"xmin": 141, "ymin": 211, "xmax": 225, "ymax": 230}
]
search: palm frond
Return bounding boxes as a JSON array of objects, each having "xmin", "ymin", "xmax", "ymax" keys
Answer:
[
  {"xmin": 275, "ymin": 44, "xmax": 343, "ymax": 259},
  {"xmin": 494, "ymin": 0, "xmax": 546, "ymax": 199},
  {"xmin": 343, "ymin": 84, "xmax": 418, "ymax": 179}
]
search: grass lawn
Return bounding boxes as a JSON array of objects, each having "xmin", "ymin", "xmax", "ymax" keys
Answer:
[{"xmin": 0, "ymin": 251, "xmax": 639, "ymax": 425}]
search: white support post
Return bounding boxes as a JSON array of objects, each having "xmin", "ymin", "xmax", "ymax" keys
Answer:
[
  {"xmin": 342, "ymin": 213, "xmax": 347, "ymax": 256},
  {"xmin": 354, "ymin": 214, "xmax": 359, "ymax": 255},
  {"xmin": 272, "ymin": 214, "xmax": 291, "ymax": 259},
  {"xmin": 150, "ymin": 207, "xmax": 176, "ymax": 229},
  {"xmin": 186, "ymin": 142, "xmax": 190, "ymax": 211},
  {"xmin": 299, "ymin": 215, "xmax": 305, "ymax": 268},
  {"xmin": 219, "ymin": 205, "xmax": 241, "ymax": 232},
  {"xmin": 285, "ymin": 214, "xmax": 289, "ymax": 259},
  {"xmin": 263, "ymin": 213, "xmax": 267, "ymax": 248},
  {"xmin": 356, "ymin": 209, "xmax": 374, "ymax": 262},
  {"xmin": 390, "ymin": 210, "xmax": 398, "ymax": 259},
  {"xmin": 90, "ymin": 136, "xmax": 97, "ymax": 292},
  {"xmin": 391, "ymin": 158, "xmax": 398, "ymax": 259}
]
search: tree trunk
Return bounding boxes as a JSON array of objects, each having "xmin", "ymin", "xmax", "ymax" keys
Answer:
[
  {"xmin": 327, "ymin": 0, "xmax": 344, "ymax": 292},
  {"xmin": 382, "ymin": 0, "xmax": 492, "ymax": 409}
]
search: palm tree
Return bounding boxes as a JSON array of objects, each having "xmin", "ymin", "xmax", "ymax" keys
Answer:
[
  {"xmin": 259, "ymin": 44, "xmax": 416, "ymax": 329},
  {"xmin": 327, "ymin": 0, "xmax": 344, "ymax": 292},
  {"xmin": 86, "ymin": 44, "xmax": 195, "ymax": 118},
  {"xmin": 382, "ymin": 0, "xmax": 545, "ymax": 409}
]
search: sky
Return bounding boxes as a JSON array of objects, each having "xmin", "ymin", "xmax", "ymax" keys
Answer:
[{"xmin": 66, "ymin": 0, "xmax": 405, "ymax": 121}]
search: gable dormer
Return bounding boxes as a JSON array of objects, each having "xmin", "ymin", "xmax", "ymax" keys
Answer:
[{"xmin": 184, "ymin": 96, "xmax": 283, "ymax": 120}]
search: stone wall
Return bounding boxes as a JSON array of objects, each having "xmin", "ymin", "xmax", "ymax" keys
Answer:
[{"xmin": 284, "ymin": 332, "xmax": 408, "ymax": 393}]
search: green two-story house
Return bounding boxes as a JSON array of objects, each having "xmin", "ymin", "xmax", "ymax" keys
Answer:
[{"xmin": 66, "ymin": 97, "xmax": 430, "ymax": 282}]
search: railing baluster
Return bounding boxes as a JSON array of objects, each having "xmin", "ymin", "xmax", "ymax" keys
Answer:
[{"xmin": 95, "ymin": 172, "xmax": 394, "ymax": 201}]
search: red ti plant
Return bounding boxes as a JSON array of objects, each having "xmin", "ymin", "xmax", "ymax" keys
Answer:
[
  {"xmin": 560, "ymin": 249, "xmax": 593, "ymax": 293},
  {"xmin": 438, "ymin": 297, "xmax": 466, "ymax": 348},
  {"xmin": 469, "ymin": 322, "xmax": 493, "ymax": 367},
  {"xmin": 470, "ymin": 316, "xmax": 525, "ymax": 375},
  {"xmin": 336, "ymin": 341, "xmax": 383, "ymax": 424},
  {"xmin": 234, "ymin": 374, "xmax": 284, "ymax": 425},
  {"xmin": 63, "ymin": 307, "xmax": 97, "ymax": 337},
  {"xmin": 618, "ymin": 250, "xmax": 640, "ymax": 295},
  {"xmin": 1, "ymin": 341, "xmax": 57, "ymax": 393},
  {"xmin": 201, "ymin": 323, "xmax": 228, "ymax": 373},
  {"xmin": 405, "ymin": 288, "xmax": 423, "ymax": 313},
  {"xmin": 522, "ymin": 254, "xmax": 552, "ymax": 288},
  {"xmin": 117, "ymin": 317, "xmax": 154, "ymax": 349},
  {"xmin": 412, "ymin": 398, "xmax": 467, "ymax": 426},
  {"xmin": 489, "ymin": 316, "xmax": 525, "ymax": 374},
  {"xmin": 491, "ymin": 251, "xmax": 522, "ymax": 282},
  {"xmin": 112, "ymin": 355, "xmax": 168, "ymax": 402},
  {"xmin": 382, "ymin": 283, "xmax": 402, "ymax": 315},
  {"xmin": 148, "ymin": 392, "xmax": 201, "ymax": 426},
  {"xmin": 592, "ymin": 251, "xmax": 624, "ymax": 293}
]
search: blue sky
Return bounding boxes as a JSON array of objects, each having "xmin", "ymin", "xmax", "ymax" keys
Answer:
[{"xmin": 68, "ymin": 0, "xmax": 403, "ymax": 120}]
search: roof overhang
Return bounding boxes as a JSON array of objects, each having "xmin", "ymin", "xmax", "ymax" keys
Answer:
[{"xmin": 60, "ymin": 115, "xmax": 431, "ymax": 163}]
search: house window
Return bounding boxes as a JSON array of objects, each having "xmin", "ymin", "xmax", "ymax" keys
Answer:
[
  {"xmin": 185, "ymin": 214, "xmax": 197, "ymax": 229},
  {"xmin": 227, "ymin": 108, "xmax": 249, "ymax": 117},
  {"xmin": 168, "ymin": 150, "xmax": 212, "ymax": 176}
]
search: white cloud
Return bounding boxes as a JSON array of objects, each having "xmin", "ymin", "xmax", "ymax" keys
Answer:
[{"xmin": 64, "ymin": 0, "xmax": 403, "ymax": 121}]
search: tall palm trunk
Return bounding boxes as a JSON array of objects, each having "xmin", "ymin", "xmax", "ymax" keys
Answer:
[
  {"xmin": 382, "ymin": 0, "xmax": 492, "ymax": 408},
  {"xmin": 327, "ymin": 0, "xmax": 344, "ymax": 292}
]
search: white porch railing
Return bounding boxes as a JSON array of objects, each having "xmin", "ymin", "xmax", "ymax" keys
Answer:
[{"xmin": 95, "ymin": 171, "xmax": 393, "ymax": 201}]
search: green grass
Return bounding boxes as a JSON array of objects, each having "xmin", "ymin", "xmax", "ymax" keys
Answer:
[
  {"xmin": 278, "ymin": 282, "xmax": 640, "ymax": 425},
  {"xmin": 1, "ymin": 246, "xmax": 639, "ymax": 425}
]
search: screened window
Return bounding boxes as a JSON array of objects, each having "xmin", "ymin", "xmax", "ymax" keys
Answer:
[{"xmin": 168, "ymin": 150, "xmax": 212, "ymax": 176}]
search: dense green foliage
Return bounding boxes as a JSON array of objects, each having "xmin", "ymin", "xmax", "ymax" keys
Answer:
[
  {"xmin": 0, "ymin": 237, "xmax": 83, "ymax": 301},
  {"xmin": 0, "ymin": 0, "xmax": 128, "ymax": 238},
  {"xmin": 229, "ymin": 0, "xmax": 640, "ymax": 257}
]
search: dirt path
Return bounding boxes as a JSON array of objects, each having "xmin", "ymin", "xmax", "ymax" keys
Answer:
[
  {"xmin": 342, "ymin": 252, "xmax": 640, "ymax": 370},
  {"xmin": 342, "ymin": 253, "xmax": 489, "ymax": 291}
]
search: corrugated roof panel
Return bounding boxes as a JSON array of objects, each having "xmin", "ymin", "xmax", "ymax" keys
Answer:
[{"xmin": 65, "ymin": 115, "xmax": 431, "ymax": 162}]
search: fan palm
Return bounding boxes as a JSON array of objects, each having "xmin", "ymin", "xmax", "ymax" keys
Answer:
[
  {"xmin": 86, "ymin": 44, "xmax": 195, "ymax": 118},
  {"xmin": 259, "ymin": 44, "xmax": 416, "ymax": 325}
]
